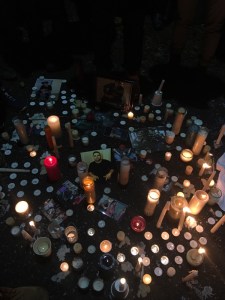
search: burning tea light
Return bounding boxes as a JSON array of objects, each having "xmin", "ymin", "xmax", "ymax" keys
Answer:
[
  {"xmin": 183, "ymin": 180, "xmax": 191, "ymax": 188},
  {"xmin": 87, "ymin": 204, "xmax": 95, "ymax": 212},
  {"xmin": 177, "ymin": 244, "xmax": 185, "ymax": 253},
  {"xmin": 185, "ymin": 216, "xmax": 197, "ymax": 229},
  {"xmin": 131, "ymin": 247, "xmax": 139, "ymax": 256},
  {"xmin": 117, "ymin": 253, "xmax": 126, "ymax": 262},
  {"xmin": 165, "ymin": 152, "xmax": 172, "ymax": 161},
  {"xmin": 161, "ymin": 231, "xmax": 170, "ymax": 240},
  {"xmin": 177, "ymin": 192, "xmax": 185, "ymax": 197},
  {"xmin": 142, "ymin": 257, "xmax": 150, "ymax": 266},
  {"xmin": 142, "ymin": 274, "xmax": 152, "ymax": 285},
  {"xmin": 144, "ymin": 189, "xmax": 160, "ymax": 216},
  {"xmin": 60, "ymin": 262, "xmax": 69, "ymax": 272},
  {"xmin": 144, "ymin": 231, "xmax": 153, "ymax": 240},
  {"xmin": 64, "ymin": 226, "xmax": 78, "ymax": 244},
  {"xmin": 30, "ymin": 150, "xmax": 37, "ymax": 157},
  {"xmin": 160, "ymin": 256, "xmax": 169, "ymax": 265},
  {"xmin": 100, "ymin": 240, "xmax": 112, "ymax": 253},
  {"xmin": 180, "ymin": 149, "xmax": 193, "ymax": 162},
  {"xmin": 151, "ymin": 244, "xmax": 159, "ymax": 253},
  {"xmin": 87, "ymin": 228, "xmax": 95, "ymax": 236},
  {"xmin": 172, "ymin": 228, "xmax": 180, "ymax": 237}
]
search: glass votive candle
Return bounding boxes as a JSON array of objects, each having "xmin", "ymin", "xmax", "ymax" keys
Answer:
[
  {"xmin": 64, "ymin": 226, "xmax": 78, "ymax": 243},
  {"xmin": 130, "ymin": 216, "xmax": 146, "ymax": 232},
  {"xmin": 188, "ymin": 190, "xmax": 209, "ymax": 215},
  {"xmin": 100, "ymin": 240, "xmax": 112, "ymax": 253},
  {"xmin": 180, "ymin": 149, "xmax": 193, "ymax": 162}
]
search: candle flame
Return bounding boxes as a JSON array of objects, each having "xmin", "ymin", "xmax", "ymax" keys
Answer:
[
  {"xmin": 198, "ymin": 247, "xmax": 205, "ymax": 254},
  {"xmin": 120, "ymin": 278, "xmax": 126, "ymax": 285}
]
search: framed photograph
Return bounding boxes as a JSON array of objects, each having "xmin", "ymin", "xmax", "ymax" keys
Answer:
[
  {"xmin": 96, "ymin": 76, "xmax": 135, "ymax": 109},
  {"xmin": 80, "ymin": 148, "xmax": 111, "ymax": 167}
]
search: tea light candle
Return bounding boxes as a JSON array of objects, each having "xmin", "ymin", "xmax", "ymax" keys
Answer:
[
  {"xmin": 131, "ymin": 247, "xmax": 139, "ymax": 256},
  {"xmin": 82, "ymin": 176, "xmax": 96, "ymax": 204},
  {"xmin": 172, "ymin": 228, "xmax": 180, "ymax": 237},
  {"xmin": 30, "ymin": 150, "xmax": 37, "ymax": 158},
  {"xmin": 142, "ymin": 274, "xmax": 152, "ymax": 285},
  {"xmin": 47, "ymin": 115, "xmax": 62, "ymax": 138},
  {"xmin": 165, "ymin": 152, "xmax": 172, "ymax": 161},
  {"xmin": 100, "ymin": 240, "xmax": 112, "ymax": 253},
  {"xmin": 185, "ymin": 165, "xmax": 193, "ymax": 175},
  {"xmin": 188, "ymin": 190, "xmax": 209, "ymax": 215},
  {"xmin": 180, "ymin": 149, "xmax": 193, "ymax": 162},
  {"xmin": 151, "ymin": 244, "xmax": 159, "ymax": 253},
  {"xmin": 60, "ymin": 262, "xmax": 69, "ymax": 272},
  {"xmin": 44, "ymin": 156, "xmax": 61, "ymax": 181},
  {"xmin": 185, "ymin": 216, "xmax": 197, "ymax": 229},
  {"xmin": 161, "ymin": 231, "xmax": 169, "ymax": 240},
  {"xmin": 127, "ymin": 111, "xmax": 134, "ymax": 120},
  {"xmin": 15, "ymin": 201, "xmax": 29, "ymax": 216},
  {"xmin": 144, "ymin": 189, "xmax": 160, "ymax": 216},
  {"xmin": 144, "ymin": 231, "xmax": 153, "ymax": 240},
  {"xmin": 87, "ymin": 204, "xmax": 95, "ymax": 212},
  {"xmin": 117, "ymin": 253, "xmax": 126, "ymax": 262},
  {"xmin": 183, "ymin": 180, "xmax": 191, "ymax": 188}
]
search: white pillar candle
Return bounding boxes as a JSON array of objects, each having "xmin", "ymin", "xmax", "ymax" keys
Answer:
[{"xmin": 47, "ymin": 115, "xmax": 62, "ymax": 138}]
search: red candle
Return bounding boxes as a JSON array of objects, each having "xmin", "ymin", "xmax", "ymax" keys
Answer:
[
  {"xmin": 130, "ymin": 216, "xmax": 146, "ymax": 232},
  {"xmin": 44, "ymin": 156, "xmax": 61, "ymax": 181}
]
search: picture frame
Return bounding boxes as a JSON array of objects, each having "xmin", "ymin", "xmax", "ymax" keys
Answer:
[{"xmin": 96, "ymin": 76, "xmax": 135, "ymax": 109}]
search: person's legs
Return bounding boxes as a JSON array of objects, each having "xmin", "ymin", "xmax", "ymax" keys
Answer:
[
  {"xmin": 200, "ymin": 0, "xmax": 225, "ymax": 67},
  {"xmin": 171, "ymin": 0, "xmax": 198, "ymax": 63}
]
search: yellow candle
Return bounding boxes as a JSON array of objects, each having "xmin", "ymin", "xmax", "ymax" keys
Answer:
[
  {"xmin": 47, "ymin": 115, "xmax": 62, "ymax": 138},
  {"xmin": 144, "ymin": 189, "xmax": 160, "ymax": 216},
  {"xmin": 188, "ymin": 190, "xmax": 209, "ymax": 215}
]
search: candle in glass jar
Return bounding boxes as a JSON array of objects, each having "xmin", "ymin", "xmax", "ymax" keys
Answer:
[
  {"xmin": 64, "ymin": 226, "xmax": 78, "ymax": 243},
  {"xmin": 44, "ymin": 155, "xmax": 61, "ymax": 181},
  {"xmin": 47, "ymin": 115, "xmax": 62, "ymax": 138},
  {"xmin": 188, "ymin": 190, "xmax": 209, "ymax": 215},
  {"xmin": 168, "ymin": 196, "xmax": 188, "ymax": 220},
  {"xmin": 118, "ymin": 157, "xmax": 130, "ymax": 186},
  {"xmin": 144, "ymin": 189, "xmax": 160, "ymax": 216},
  {"xmin": 82, "ymin": 176, "xmax": 96, "ymax": 204},
  {"xmin": 100, "ymin": 240, "xmax": 112, "ymax": 253},
  {"xmin": 180, "ymin": 149, "xmax": 193, "ymax": 162},
  {"xmin": 199, "ymin": 162, "xmax": 210, "ymax": 176}
]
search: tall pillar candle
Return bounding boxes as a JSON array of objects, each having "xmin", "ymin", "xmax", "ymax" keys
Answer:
[
  {"xmin": 118, "ymin": 157, "xmax": 130, "ymax": 186},
  {"xmin": 47, "ymin": 115, "xmax": 62, "ymax": 138},
  {"xmin": 13, "ymin": 118, "xmax": 29, "ymax": 145},
  {"xmin": 44, "ymin": 125, "xmax": 54, "ymax": 150},
  {"xmin": 44, "ymin": 155, "xmax": 61, "ymax": 181},
  {"xmin": 82, "ymin": 176, "xmax": 96, "ymax": 204},
  {"xmin": 172, "ymin": 107, "xmax": 186, "ymax": 135},
  {"xmin": 192, "ymin": 127, "xmax": 209, "ymax": 155},
  {"xmin": 188, "ymin": 190, "xmax": 209, "ymax": 215},
  {"xmin": 144, "ymin": 189, "xmax": 160, "ymax": 216}
]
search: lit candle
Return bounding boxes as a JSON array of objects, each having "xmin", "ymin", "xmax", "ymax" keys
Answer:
[
  {"xmin": 183, "ymin": 180, "xmax": 191, "ymax": 188},
  {"xmin": 188, "ymin": 190, "xmax": 209, "ymax": 215},
  {"xmin": 130, "ymin": 247, "xmax": 139, "ymax": 256},
  {"xmin": 117, "ymin": 253, "xmax": 126, "ymax": 263},
  {"xmin": 29, "ymin": 220, "xmax": 37, "ymax": 233},
  {"xmin": 177, "ymin": 192, "xmax": 185, "ymax": 197},
  {"xmin": 168, "ymin": 196, "xmax": 188, "ymax": 220},
  {"xmin": 182, "ymin": 270, "xmax": 198, "ymax": 282},
  {"xmin": 142, "ymin": 274, "xmax": 152, "ymax": 285},
  {"xmin": 30, "ymin": 150, "xmax": 37, "ymax": 158},
  {"xmin": 87, "ymin": 204, "xmax": 95, "ymax": 212},
  {"xmin": 60, "ymin": 262, "xmax": 69, "ymax": 272},
  {"xmin": 210, "ymin": 214, "xmax": 225, "ymax": 233},
  {"xmin": 135, "ymin": 257, "xmax": 143, "ymax": 273},
  {"xmin": 202, "ymin": 171, "xmax": 216, "ymax": 191},
  {"xmin": 178, "ymin": 207, "xmax": 190, "ymax": 231},
  {"xmin": 144, "ymin": 189, "xmax": 160, "ymax": 216},
  {"xmin": 180, "ymin": 149, "xmax": 193, "ymax": 162},
  {"xmin": 186, "ymin": 248, "xmax": 205, "ymax": 266},
  {"xmin": 15, "ymin": 201, "xmax": 29, "ymax": 217},
  {"xmin": 165, "ymin": 152, "xmax": 172, "ymax": 161},
  {"xmin": 47, "ymin": 115, "xmax": 62, "ymax": 138},
  {"xmin": 82, "ymin": 176, "xmax": 96, "ymax": 204},
  {"xmin": 156, "ymin": 201, "xmax": 170, "ymax": 228},
  {"xmin": 100, "ymin": 240, "xmax": 112, "ymax": 253},
  {"xmin": 44, "ymin": 155, "xmax": 61, "ymax": 181},
  {"xmin": 199, "ymin": 162, "xmax": 210, "ymax": 176},
  {"xmin": 185, "ymin": 216, "xmax": 197, "ymax": 229},
  {"xmin": 64, "ymin": 226, "xmax": 78, "ymax": 243},
  {"xmin": 130, "ymin": 216, "xmax": 146, "ymax": 232},
  {"xmin": 127, "ymin": 111, "xmax": 134, "ymax": 120}
]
